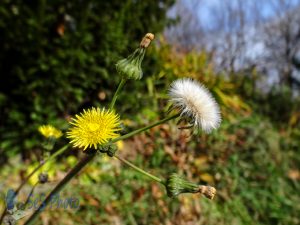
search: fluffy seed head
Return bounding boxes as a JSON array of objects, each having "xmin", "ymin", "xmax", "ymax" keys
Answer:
[
  {"xmin": 67, "ymin": 107, "xmax": 121, "ymax": 150},
  {"xmin": 168, "ymin": 78, "xmax": 221, "ymax": 133}
]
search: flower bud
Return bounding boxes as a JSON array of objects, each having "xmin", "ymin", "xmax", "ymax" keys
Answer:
[
  {"xmin": 199, "ymin": 185, "xmax": 217, "ymax": 200},
  {"xmin": 165, "ymin": 173, "xmax": 216, "ymax": 199},
  {"xmin": 140, "ymin": 33, "xmax": 155, "ymax": 48},
  {"xmin": 98, "ymin": 143, "xmax": 117, "ymax": 157},
  {"xmin": 116, "ymin": 33, "xmax": 154, "ymax": 80},
  {"xmin": 165, "ymin": 173, "xmax": 199, "ymax": 197},
  {"xmin": 38, "ymin": 172, "xmax": 49, "ymax": 184}
]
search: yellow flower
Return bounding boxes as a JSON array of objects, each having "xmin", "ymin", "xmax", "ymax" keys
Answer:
[
  {"xmin": 116, "ymin": 140, "xmax": 124, "ymax": 151},
  {"xmin": 38, "ymin": 125, "xmax": 63, "ymax": 139},
  {"xmin": 67, "ymin": 107, "xmax": 121, "ymax": 150}
]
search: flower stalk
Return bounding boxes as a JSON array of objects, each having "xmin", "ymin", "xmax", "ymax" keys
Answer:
[
  {"xmin": 109, "ymin": 78, "xmax": 127, "ymax": 110},
  {"xmin": 23, "ymin": 181, "xmax": 39, "ymax": 208},
  {"xmin": 114, "ymin": 157, "xmax": 216, "ymax": 200},
  {"xmin": 110, "ymin": 113, "xmax": 180, "ymax": 143},
  {"xmin": 114, "ymin": 154, "xmax": 163, "ymax": 184}
]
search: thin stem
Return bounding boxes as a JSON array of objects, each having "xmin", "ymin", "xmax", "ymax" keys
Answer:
[
  {"xmin": 111, "ymin": 113, "xmax": 180, "ymax": 143},
  {"xmin": 18, "ymin": 144, "xmax": 69, "ymax": 194},
  {"xmin": 114, "ymin": 154, "xmax": 163, "ymax": 184},
  {"xmin": 23, "ymin": 181, "xmax": 39, "ymax": 207},
  {"xmin": 0, "ymin": 144, "xmax": 70, "ymax": 223},
  {"xmin": 109, "ymin": 78, "xmax": 126, "ymax": 110},
  {"xmin": 24, "ymin": 153, "xmax": 96, "ymax": 225}
]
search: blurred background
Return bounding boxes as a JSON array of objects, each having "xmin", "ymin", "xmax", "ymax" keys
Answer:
[{"xmin": 0, "ymin": 0, "xmax": 299, "ymax": 224}]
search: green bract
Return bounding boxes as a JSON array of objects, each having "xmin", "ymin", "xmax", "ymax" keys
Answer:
[
  {"xmin": 116, "ymin": 48, "xmax": 146, "ymax": 80},
  {"xmin": 165, "ymin": 173, "xmax": 216, "ymax": 199},
  {"xmin": 165, "ymin": 173, "xmax": 199, "ymax": 198}
]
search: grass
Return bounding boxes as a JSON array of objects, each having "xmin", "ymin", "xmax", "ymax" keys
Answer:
[{"xmin": 0, "ymin": 112, "xmax": 299, "ymax": 225}]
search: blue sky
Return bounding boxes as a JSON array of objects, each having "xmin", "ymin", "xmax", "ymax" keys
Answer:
[{"xmin": 176, "ymin": 0, "xmax": 300, "ymax": 31}]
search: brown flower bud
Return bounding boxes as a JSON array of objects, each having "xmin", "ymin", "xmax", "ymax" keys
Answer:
[
  {"xmin": 140, "ymin": 33, "xmax": 155, "ymax": 48},
  {"xmin": 199, "ymin": 185, "xmax": 217, "ymax": 199}
]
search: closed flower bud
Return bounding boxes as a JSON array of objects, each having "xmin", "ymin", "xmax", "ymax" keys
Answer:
[
  {"xmin": 140, "ymin": 33, "xmax": 155, "ymax": 48},
  {"xmin": 116, "ymin": 48, "xmax": 145, "ymax": 80},
  {"xmin": 38, "ymin": 172, "xmax": 49, "ymax": 184},
  {"xmin": 165, "ymin": 173, "xmax": 199, "ymax": 197},
  {"xmin": 165, "ymin": 173, "xmax": 216, "ymax": 199},
  {"xmin": 199, "ymin": 185, "xmax": 217, "ymax": 200},
  {"xmin": 99, "ymin": 143, "xmax": 117, "ymax": 157},
  {"xmin": 116, "ymin": 33, "xmax": 154, "ymax": 80}
]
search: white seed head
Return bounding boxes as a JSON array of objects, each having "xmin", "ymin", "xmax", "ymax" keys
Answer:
[{"xmin": 168, "ymin": 78, "xmax": 221, "ymax": 133}]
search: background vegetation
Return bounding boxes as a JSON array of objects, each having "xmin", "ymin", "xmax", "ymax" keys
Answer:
[{"xmin": 0, "ymin": 0, "xmax": 299, "ymax": 225}]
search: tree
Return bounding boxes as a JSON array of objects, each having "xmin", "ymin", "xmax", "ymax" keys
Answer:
[
  {"xmin": 259, "ymin": 0, "xmax": 300, "ymax": 88},
  {"xmin": 166, "ymin": 0, "xmax": 300, "ymax": 89},
  {"xmin": 0, "ymin": 0, "xmax": 175, "ymax": 157}
]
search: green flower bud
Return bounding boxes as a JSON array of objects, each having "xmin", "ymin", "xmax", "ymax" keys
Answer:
[
  {"xmin": 116, "ymin": 33, "xmax": 154, "ymax": 80},
  {"xmin": 165, "ymin": 173, "xmax": 199, "ymax": 197},
  {"xmin": 165, "ymin": 173, "xmax": 216, "ymax": 199},
  {"xmin": 98, "ymin": 143, "xmax": 117, "ymax": 157},
  {"xmin": 116, "ymin": 48, "xmax": 145, "ymax": 80}
]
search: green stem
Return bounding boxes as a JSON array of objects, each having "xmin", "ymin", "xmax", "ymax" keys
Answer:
[
  {"xmin": 109, "ymin": 78, "xmax": 126, "ymax": 110},
  {"xmin": 111, "ymin": 113, "xmax": 180, "ymax": 143},
  {"xmin": 0, "ymin": 144, "xmax": 70, "ymax": 223},
  {"xmin": 23, "ymin": 181, "xmax": 39, "ymax": 207},
  {"xmin": 47, "ymin": 144, "xmax": 70, "ymax": 162},
  {"xmin": 114, "ymin": 154, "xmax": 163, "ymax": 184},
  {"xmin": 23, "ymin": 153, "xmax": 96, "ymax": 225}
]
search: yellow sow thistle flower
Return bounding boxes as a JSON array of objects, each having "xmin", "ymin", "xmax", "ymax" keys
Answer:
[
  {"xmin": 38, "ymin": 125, "xmax": 63, "ymax": 139},
  {"xmin": 67, "ymin": 107, "xmax": 121, "ymax": 150}
]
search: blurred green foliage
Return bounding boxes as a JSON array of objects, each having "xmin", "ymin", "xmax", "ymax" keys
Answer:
[{"xmin": 0, "ymin": 0, "xmax": 175, "ymax": 156}]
